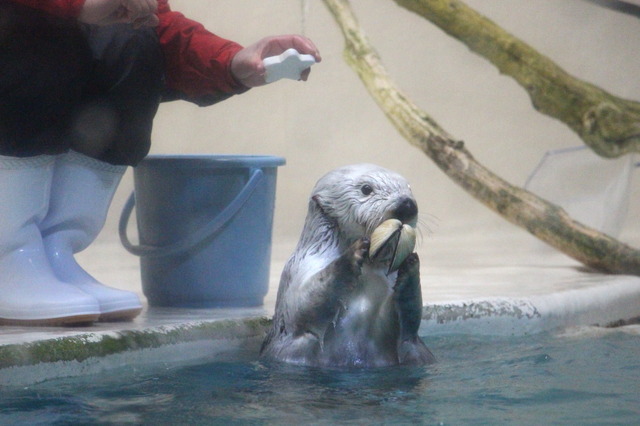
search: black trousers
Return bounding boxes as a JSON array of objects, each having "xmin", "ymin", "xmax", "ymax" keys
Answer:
[{"xmin": 0, "ymin": 2, "xmax": 164, "ymax": 166}]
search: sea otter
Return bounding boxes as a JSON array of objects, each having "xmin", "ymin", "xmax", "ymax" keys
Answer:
[{"xmin": 261, "ymin": 164, "xmax": 435, "ymax": 367}]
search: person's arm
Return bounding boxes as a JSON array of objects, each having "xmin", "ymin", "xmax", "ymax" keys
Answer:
[
  {"xmin": 155, "ymin": 1, "xmax": 320, "ymax": 105},
  {"xmin": 10, "ymin": 0, "xmax": 319, "ymax": 105},
  {"xmin": 155, "ymin": 0, "xmax": 247, "ymax": 105}
]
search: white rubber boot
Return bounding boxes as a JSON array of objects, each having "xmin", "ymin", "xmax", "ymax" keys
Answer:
[
  {"xmin": 0, "ymin": 155, "xmax": 101, "ymax": 325},
  {"xmin": 40, "ymin": 151, "xmax": 143, "ymax": 322}
]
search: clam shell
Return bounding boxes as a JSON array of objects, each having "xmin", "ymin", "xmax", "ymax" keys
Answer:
[
  {"xmin": 390, "ymin": 224, "xmax": 416, "ymax": 273},
  {"xmin": 370, "ymin": 219, "xmax": 416, "ymax": 273},
  {"xmin": 370, "ymin": 219, "xmax": 402, "ymax": 258}
]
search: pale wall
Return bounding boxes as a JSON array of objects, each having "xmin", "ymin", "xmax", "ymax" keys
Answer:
[{"xmin": 107, "ymin": 0, "xmax": 640, "ymax": 255}]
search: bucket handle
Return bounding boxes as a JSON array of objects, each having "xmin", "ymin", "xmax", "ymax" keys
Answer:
[{"xmin": 119, "ymin": 167, "xmax": 264, "ymax": 258}]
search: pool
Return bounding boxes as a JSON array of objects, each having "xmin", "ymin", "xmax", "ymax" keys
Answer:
[{"xmin": 2, "ymin": 326, "xmax": 639, "ymax": 424}]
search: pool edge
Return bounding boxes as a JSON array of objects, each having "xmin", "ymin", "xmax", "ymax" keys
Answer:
[
  {"xmin": 0, "ymin": 317, "xmax": 269, "ymax": 387},
  {"xmin": 2, "ymin": 278, "xmax": 640, "ymax": 386}
]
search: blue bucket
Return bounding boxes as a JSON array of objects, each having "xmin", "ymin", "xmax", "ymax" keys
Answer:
[{"xmin": 119, "ymin": 155, "xmax": 285, "ymax": 308}]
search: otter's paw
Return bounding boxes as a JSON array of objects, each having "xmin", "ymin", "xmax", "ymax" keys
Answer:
[
  {"xmin": 394, "ymin": 252, "xmax": 420, "ymax": 291},
  {"xmin": 394, "ymin": 252, "xmax": 424, "ymax": 344},
  {"xmin": 340, "ymin": 237, "xmax": 371, "ymax": 277},
  {"xmin": 333, "ymin": 238, "xmax": 370, "ymax": 286},
  {"xmin": 349, "ymin": 237, "xmax": 370, "ymax": 274}
]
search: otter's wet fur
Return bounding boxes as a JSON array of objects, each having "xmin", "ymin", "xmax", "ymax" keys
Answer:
[{"xmin": 261, "ymin": 164, "xmax": 435, "ymax": 367}]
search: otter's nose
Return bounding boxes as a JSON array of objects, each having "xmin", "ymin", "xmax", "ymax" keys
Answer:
[{"xmin": 394, "ymin": 197, "xmax": 418, "ymax": 223}]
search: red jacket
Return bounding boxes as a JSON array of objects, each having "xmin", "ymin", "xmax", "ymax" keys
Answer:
[{"xmin": 9, "ymin": 0, "xmax": 247, "ymax": 104}]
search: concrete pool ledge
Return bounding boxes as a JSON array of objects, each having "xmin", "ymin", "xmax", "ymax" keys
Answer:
[
  {"xmin": 1, "ymin": 275, "xmax": 639, "ymax": 387},
  {"xmin": 0, "ymin": 316, "xmax": 270, "ymax": 387},
  {"xmin": 422, "ymin": 276, "xmax": 640, "ymax": 336}
]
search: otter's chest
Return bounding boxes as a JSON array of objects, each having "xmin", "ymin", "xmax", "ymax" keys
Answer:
[
  {"xmin": 338, "ymin": 264, "xmax": 396, "ymax": 327},
  {"xmin": 358, "ymin": 264, "xmax": 395, "ymax": 300}
]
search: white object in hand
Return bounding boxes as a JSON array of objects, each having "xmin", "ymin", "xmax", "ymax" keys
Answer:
[{"xmin": 263, "ymin": 48, "xmax": 316, "ymax": 83}]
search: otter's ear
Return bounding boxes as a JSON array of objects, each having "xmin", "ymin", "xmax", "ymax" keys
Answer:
[
  {"xmin": 311, "ymin": 194, "xmax": 329, "ymax": 216},
  {"xmin": 311, "ymin": 194, "xmax": 322, "ymax": 209}
]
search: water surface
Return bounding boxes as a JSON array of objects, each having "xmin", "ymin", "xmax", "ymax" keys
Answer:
[{"xmin": 2, "ymin": 327, "xmax": 639, "ymax": 424}]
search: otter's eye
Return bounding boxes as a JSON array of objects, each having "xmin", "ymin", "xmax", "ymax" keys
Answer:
[{"xmin": 361, "ymin": 184, "xmax": 373, "ymax": 196}]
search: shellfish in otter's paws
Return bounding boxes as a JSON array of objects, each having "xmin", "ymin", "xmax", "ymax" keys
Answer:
[{"xmin": 370, "ymin": 218, "xmax": 416, "ymax": 274}]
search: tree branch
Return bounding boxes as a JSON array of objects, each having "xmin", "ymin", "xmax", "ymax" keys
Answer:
[
  {"xmin": 322, "ymin": 0, "xmax": 640, "ymax": 275},
  {"xmin": 393, "ymin": 0, "xmax": 640, "ymax": 158}
]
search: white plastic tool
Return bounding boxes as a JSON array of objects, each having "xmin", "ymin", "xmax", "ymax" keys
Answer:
[{"xmin": 263, "ymin": 48, "xmax": 316, "ymax": 84}]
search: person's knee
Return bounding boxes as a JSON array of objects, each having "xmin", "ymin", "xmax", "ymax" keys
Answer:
[
  {"xmin": 73, "ymin": 25, "xmax": 163, "ymax": 166},
  {"xmin": 85, "ymin": 24, "xmax": 164, "ymax": 97},
  {"xmin": 117, "ymin": 27, "xmax": 165, "ymax": 94}
]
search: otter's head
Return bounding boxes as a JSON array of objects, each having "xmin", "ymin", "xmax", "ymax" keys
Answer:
[{"xmin": 310, "ymin": 164, "xmax": 418, "ymax": 242}]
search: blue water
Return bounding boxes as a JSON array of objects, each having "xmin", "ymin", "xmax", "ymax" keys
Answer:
[{"xmin": 2, "ymin": 328, "xmax": 639, "ymax": 425}]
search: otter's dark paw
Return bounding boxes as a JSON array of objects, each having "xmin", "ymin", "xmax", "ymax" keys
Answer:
[
  {"xmin": 398, "ymin": 252, "xmax": 419, "ymax": 275},
  {"xmin": 394, "ymin": 252, "xmax": 420, "ymax": 291},
  {"xmin": 393, "ymin": 252, "xmax": 424, "ymax": 342},
  {"xmin": 346, "ymin": 237, "xmax": 371, "ymax": 275},
  {"xmin": 350, "ymin": 237, "xmax": 370, "ymax": 273}
]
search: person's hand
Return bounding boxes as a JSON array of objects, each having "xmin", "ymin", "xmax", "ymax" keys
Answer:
[
  {"xmin": 79, "ymin": 0, "xmax": 159, "ymax": 27},
  {"xmin": 230, "ymin": 35, "xmax": 321, "ymax": 87}
]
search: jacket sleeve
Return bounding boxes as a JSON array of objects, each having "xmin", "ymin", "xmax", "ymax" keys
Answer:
[
  {"xmin": 4, "ymin": 0, "xmax": 84, "ymax": 17},
  {"xmin": 156, "ymin": 0, "xmax": 249, "ymax": 106}
]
